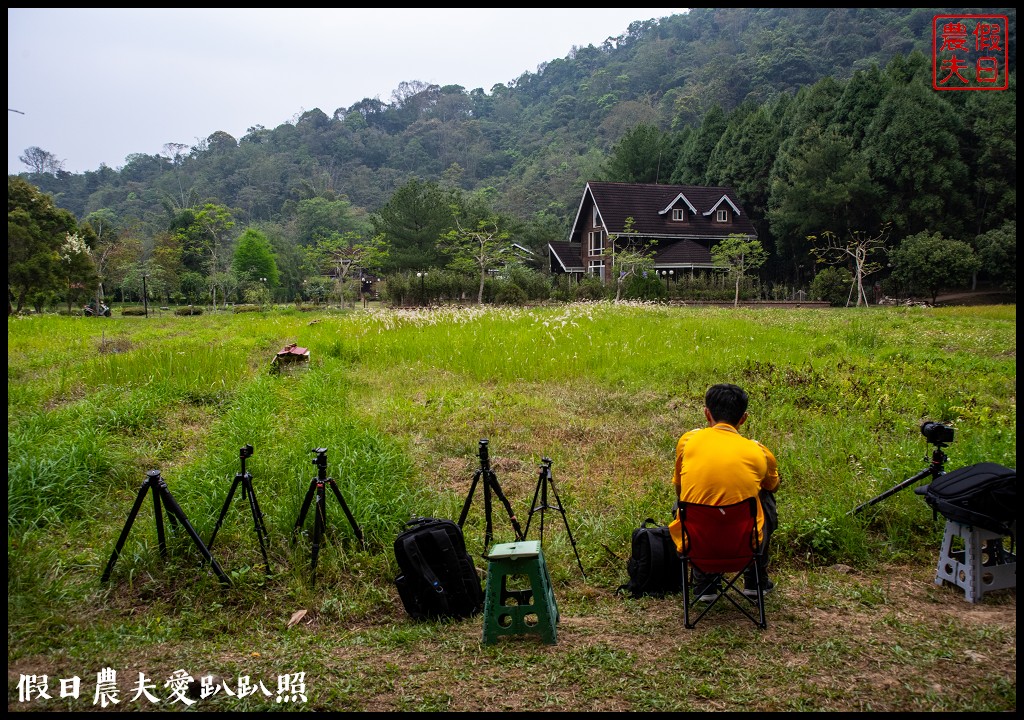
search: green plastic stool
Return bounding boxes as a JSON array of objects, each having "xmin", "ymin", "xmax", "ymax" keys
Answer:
[{"xmin": 482, "ymin": 540, "xmax": 559, "ymax": 645}]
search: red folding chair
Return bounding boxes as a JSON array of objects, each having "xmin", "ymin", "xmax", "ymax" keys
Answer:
[{"xmin": 676, "ymin": 497, "xmax": 767, "ymax": 629}]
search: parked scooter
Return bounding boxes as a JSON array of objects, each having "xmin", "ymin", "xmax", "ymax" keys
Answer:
[{"xmin": 83, "ymin": 300, "xmax": 111, "ymax": 317}]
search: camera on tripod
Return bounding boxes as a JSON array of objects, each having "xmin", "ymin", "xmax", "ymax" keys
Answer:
[
  {"xmin": 311, "ymin": 447, "xmax": 328, "ymax": 470},
  {"xmin": 849, "ymin": 420, "xmax": 954, "ymax": 516},
  {"xmin": 478, "ymin": 439, "xmax": 489, "ymax": 463},
  {"xmin": 921, "ymin": 421, "xmax": 954, "ymax": 446}
]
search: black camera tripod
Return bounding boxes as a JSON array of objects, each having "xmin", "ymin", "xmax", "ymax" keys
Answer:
[
  {"xmin": 524, "ymin": 457, "xmax": 586, "ymax": 578},
  {"xmin": 458, "ymin": 439, "xmax": 524, "ymax": 555},
  {"xmin": 207, "ymin": 445, "xmax": 271, "ymax": 575},
  {"xmin": 101, "ymin": 469, "xmax": 230, "ymax": 586},
  {"xmin": 292, "ymin": 448, "xmax": 365, "ymax": 585},
  {"xmin": 848, "ymin": 422, "xmax": 953, "ymax": 516}
]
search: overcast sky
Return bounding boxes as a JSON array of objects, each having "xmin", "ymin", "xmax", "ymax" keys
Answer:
[{"xmin": 8, "ymin": 8, "xmax": 685, "ymax": 176}]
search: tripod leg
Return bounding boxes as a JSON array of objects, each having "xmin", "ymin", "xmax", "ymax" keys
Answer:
[
  {"xmin": 244, "ymin": 478, "xmax": 272, "ymax": 574},
  {"xmin": 292, "ymin": 480, "xmax": 317, "ymax": 542},
  {"xmin": 152, "ymin": 485, "xmax": 167, "ymax": 557},
  {"xmin": 244, "ymin": 476, "xmax": 270, "ymax": 545},
  {"xmin": 524, "ymin": 469, "xmax": 544, "ymax": 539},
  {"xmin": 546, "ymin": 476, "xmax": 587, "ymax": 579},
  {"xmin": 310, "ymin": 484, "xmax": 326, "ymax": 585},
  {"xmin": 487, "ymin": 470, "xmax": 524, "ymax": 541},
  {"xmin": 328, "ymin": 481, "xmax": 365, "ymax": 547},
  {"xmin": 538, "ymin": 474, "xmax": 549, "ymax": 542},
  {"xmin": 483, "ymin": 475, "xmax": 494, "ymax": 551},
  {"xmin": 244, "ymin": 479, "xmax": 272, "ymax": 574},
  {"xmin": 457, "ymin": 471, "xmax": 482, "ymax": 529},
  {"xmin": 158, "ymin": 485, "xmax": 231, "ymax": 586},
  {"xmin": 249, "ymin": 489, "xmax": 270, "ymax": 546},
  {"xmin": 207, "ymin": 476, "xmax": 242, "ymax": 550},
  {"xmin": 101, "ymin": 481, "xmax": 152, "ymax": 583}
]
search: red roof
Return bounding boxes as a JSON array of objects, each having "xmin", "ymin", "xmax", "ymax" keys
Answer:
[{"xmin": 277, "ymin": 343, "xmax": 309, "ymax": 358}]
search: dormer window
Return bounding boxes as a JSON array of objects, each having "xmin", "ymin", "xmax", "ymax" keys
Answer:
[
  {"xmin": 672, "ymin": 208, "xmax": 686, "ymax": 221},
  {"xmin": 716, "ymin": 209, "xmax": 729, "ymax": 222}
]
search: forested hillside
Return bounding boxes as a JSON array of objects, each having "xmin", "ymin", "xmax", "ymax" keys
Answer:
[{"xmin": 8, "ymin": 8, "xmax": 1017, "ymax": 311}]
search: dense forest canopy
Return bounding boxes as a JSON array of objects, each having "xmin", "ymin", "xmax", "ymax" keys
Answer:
[{"xmin": 8, "ymin": 8, "xmax": 1017, "ymax": 311}]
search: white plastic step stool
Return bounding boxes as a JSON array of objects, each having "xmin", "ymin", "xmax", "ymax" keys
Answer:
[{"xmin": 933, "ymin": 520, "xmax": 1015, "ymax": 602}]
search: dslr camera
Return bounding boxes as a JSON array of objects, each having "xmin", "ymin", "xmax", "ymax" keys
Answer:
[{"xmin": 920, "ymin": 421, "xmax": 954, "ymax": 446}]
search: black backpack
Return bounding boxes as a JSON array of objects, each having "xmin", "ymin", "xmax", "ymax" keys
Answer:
[
  {"xmin": 616, "ymin": 518, "xmax": 683, "ymax": 598},
  {"xmin": 394, "ymin": 517, "xmax": 485, "ymax": 621},
  {"xmin": 915, "ymin": 462, "xmax": 1016, "ymax": 536}
]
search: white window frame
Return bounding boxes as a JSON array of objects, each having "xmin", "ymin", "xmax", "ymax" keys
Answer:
[
  {"xmin": 592, "ymin": 206, "xmax": 600, "ymax": 226},
  {"xmin": 589, "ymin": 260, "xmax": 605, "ymax": 280},
  {"xmin": 717, "ymin": 209, "xmax": 729, "ymax": 222},
  {"xmin": 588, "ymin": 230, "xmax": 603, "ymax": 255},
  {"xmin": 672, "ymin": 208, "xmax": 685, "ymax": 221}
]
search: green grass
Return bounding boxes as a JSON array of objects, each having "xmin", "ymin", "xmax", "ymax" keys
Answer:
[{"xmin": 7, "ymin": 302, "xmax": 1016, "ymax": 711}]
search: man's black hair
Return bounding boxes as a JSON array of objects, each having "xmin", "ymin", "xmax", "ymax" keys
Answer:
[{"xmin": 705, "ymin": 383, "xmax": 749, "ymax": 426}]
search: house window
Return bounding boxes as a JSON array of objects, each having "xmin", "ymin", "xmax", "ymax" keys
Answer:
[
  {"xmin": 672, "ymin": 208, "xmax": 685, "ymax": 221},
  {"xmin": 716, "ymin": 209, "xmax": 729, "ymax": 222},
  {"xmin": 588, "ymin": 230, "xmax": 603, "ymax": 255},
  {"xmin": 592, "ymin": 206, "xmax": 600, "ymax": 227},
  {"xmin": 589, "ymin": 260, "xmax": 605, "ymax": 280}
]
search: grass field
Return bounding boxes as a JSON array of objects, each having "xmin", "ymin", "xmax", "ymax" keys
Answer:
[{"xmin": 7, "ymin": 301, "xmax": 1016, "ymax": 711}]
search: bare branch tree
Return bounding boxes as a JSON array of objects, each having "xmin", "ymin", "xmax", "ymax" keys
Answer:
[{"xmin": 809, "ymin": 224, "xmax": 891, "ymax": 307}]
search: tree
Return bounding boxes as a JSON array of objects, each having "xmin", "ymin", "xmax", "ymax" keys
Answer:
[
  {"xmin": 889, "ymin": 231, "xmax": 981, "ymax": 304},
  {"xmin": 602, "ymin": 123, "xmax": 671, "ymax": 183},
  {"xmin": 150, "ymin": 232, "xmax": 184, "ymax": 304},
  {"xmin": 179, "ymin": 271, "xmax": 207, "ymax": 304},
  {"xmin": 232, "ymin": 228, "xmax": 280, "ymax": 287},
  {"xmin": 303, "ymin": 277, "xmax": 333, "ymax": 306},
  {"xmin": 439, "ymin": 215, "xmax": 511, "ymax": 304},
  {"xmin": 974, "ymin": 221, "xmax": 1015, "ymax": 293},
  {"xmin": 305, "ymin": 231, "xmax": 387, "ymax": 308},
  {"xmin": 809, "ymin": 225, "xmax": 890, "ymax": 307},
  {"xmin": 173, "ymin": 203, "xmax": 236, "ymax": 307},
  {"xmin": 8, "ymin": 178, "xmax": 78, "ymax": 314},
  {"xmin": 862, "ymin": 80, "xmax": 969, "ymax": 239},
  {"xmin": 18, "ymin": 146, "xmax": 65, "ymax": 175},
  {"xmin": 81, "ymin": 209, "xmax": 120, "ymax": 305},
  {"xmin": 603, "ymin": 217, "xmax": 655, "ymax": 301},
  {"xmin": 767, "ymin": 126, "xmax": 881, "ymax": 278},
  {"xmin": 197, "ymin": 205, "xmax": 236, "ymax": 308},
  {"xmin": 294, "ymin": 196, "xmax": 370, "ymax": 247},
  {"xmin": 671, "ymin": 104, "xmax": 728, "ymax": 185},
  {"xmin": 705, "ymin": 103, "xmax": 783, "ymax": 239},
  {"xmin": 711, "ymin": 234, "xmax": 768, "ymax": 307},
  {"xmin": 370, "ymin": 179, "xmax": 457, "ymax": 272},
  {"xmin": 963, "ymin": 83, "xmax": 1016, "ymax": 237},
  {"xmin": 57, "ymin": 232, "xmax": 98, "ymax": 313}
]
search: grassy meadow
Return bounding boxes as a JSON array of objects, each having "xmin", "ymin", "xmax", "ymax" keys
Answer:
[{"xmin": 7, "ymin": 302, "xmax": 1017, "ymax": 711}]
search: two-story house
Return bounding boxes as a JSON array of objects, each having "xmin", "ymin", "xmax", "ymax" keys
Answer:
[{"xmin": 549, "ymin": 182, "xmax": 758, "ymax": 282}]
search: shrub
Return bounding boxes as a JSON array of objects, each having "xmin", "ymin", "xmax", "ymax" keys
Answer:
[
  {"xmin": 574, "ymin": 276, "xmax": 608, "ymax": 301},
  {"xmin": 175, "ymin": 305, "xmax": 203, "ymax": 316},
  {"xmin": 494, "ymin": 283, "xmax": 528, "ymax": 305},
  {"xmin": 502, "ymin": 265, "xmax": 550, "ymax": 301},
  {"xmin": 120, "ymin": 306, "xmax": 147, "ymax": 316},
  {"xmin": 232, "ymin": 304, "xmax": 261, "ymax": 313},
  {"xmin": 623, "ymin": 273, "xmax": 665, "ymax": 301},
  {"xmin": 810, "ymin": 266, "xmax": 855, "ymax": 306}
]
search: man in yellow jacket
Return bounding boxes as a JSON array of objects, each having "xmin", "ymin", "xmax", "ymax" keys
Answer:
[{"xmin": 671, "ymin": 383, "xmax": 780, "ymax": 601}]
